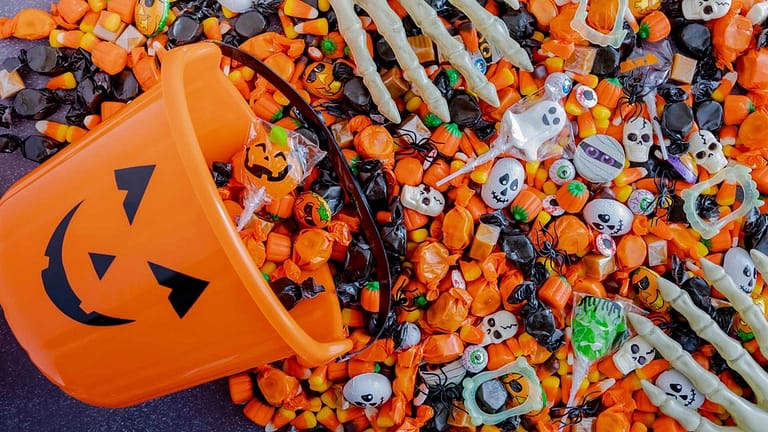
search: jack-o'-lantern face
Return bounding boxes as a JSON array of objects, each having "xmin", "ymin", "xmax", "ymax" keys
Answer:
[
  {"xmin": 235, "ymin": 123, "xmax": 301, "ymax": 199},
  {"xmin": 501, "ymin": 372, "xmax": 532, "ymax": 407},
  {"xmin": 294, "ymin": 191, "xmax": 332, "ymax": 229},
  {"xmin": 631, "ymin": 266, "xmax": 669, "ymax": 312},
  {"xmin": 303, "ymin": 61, "xmax": 343, "ymax": 100}
]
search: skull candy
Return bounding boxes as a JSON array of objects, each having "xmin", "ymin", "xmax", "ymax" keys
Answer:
[
  {"xmin": 481, "ymin": 158, "xmax": 525, "ymax": 209},
  {"xmin": 682, "ymin": 0, "xmax": 731, "ymax": 21},
  {"xmin": 612, "ymin": 335, "xmax": 656, "ymax": 375},
  {"xmin": 623, "ymin": 117, "xmax": 653, "ymax": 163},
  {"xmin": 583, "ymin": 199, "xmax": 634, "ymax": 236},
  {"xmin": 655, "ymin": 369, "xmax": 704, "ymax": 410},
  {"xmin": 480, "ymin": 310, "xmax": 519, "ymax": 346},
  {"xmin": 723, "ymin": 247, "xmax": 757, "ymax": 295},
  {"xmin": 688, "ymin": 130, "xmax": 727, "ymax": 174},
  {"xmin": 401, "ymin": 184, "xmax": 445, "ymax": 217}
]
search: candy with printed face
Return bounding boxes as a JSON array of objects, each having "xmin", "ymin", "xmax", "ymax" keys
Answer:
[
  {"xmin": 682, "ymin": 0, "xmax": 731, "ymax": 21},
  {"xmin": 723, "ymin": 247, "xmax": 757, "ymax": 294},
  {"xmin": 500, "ymin": 99, "xmax": 567, "ymax": 160},
  {"xmin": 623, "ymin": 117, "xmax": 653, "ymax": 163},
  {"xmin": 573, "ymin": 134, "xmax": 625, "ymax": 183},
  {"xmin": 400, "ymin": 184, "xmax": 445, "ymax": 217},
  {"xmin": 481, "ymin": 158, "xmax": 525, "ymax": 209},
  {"xmin": 343, "ymin": 373, "xmax": 393, "ymax": 408},
  {"xmin": 583, "ymin": 199, "xmax": 634, "ymax": 236},
  {"xmin": 655, "ymin": 369, "xmax": 705, "ymax": 410},
  {"xmin": 688, "ymin": 130, "xmax": 727, "ymax": 174},
  {"xmin": 480, "ymin": 310, "xmax": 519, "ymax": 346},
  {"xmin": 612, "ymin": 335, "xmax": 656, "ymax": 375}
]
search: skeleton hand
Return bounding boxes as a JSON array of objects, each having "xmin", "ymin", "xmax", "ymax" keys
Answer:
[
  {"xmin": 328, "ymin": 0, "xmax": 532, "ymax": 123},
  {"xmin": 627, "ymin": 250, "xmax": 768, "ymax": 431}
]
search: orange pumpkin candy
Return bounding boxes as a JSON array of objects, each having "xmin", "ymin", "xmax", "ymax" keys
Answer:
[{"xmin": 233, "ymin": 123, "xmax": 302, "ymax": 200}]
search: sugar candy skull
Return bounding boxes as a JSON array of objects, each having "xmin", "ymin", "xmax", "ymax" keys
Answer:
[
  {"xmin": 400, "ymin": 184, "xmax": 445, "ymax": 217},
  {"xmin": 480, "ymin": 310, "xmax": 519, "ymax": 346},
  {"xmin": 583, "ymin": 199, "xmax": 634, "ymax": 236},
  {"xmin": 630, "ymin": 266, "xmax": 669, "ymax": 312},
  {"xmin": 682, "ymin": 0, "xmax": 731, "ymax": 21},
  {"xmin": 655, "ymin": 369, "xmax": 704, "ymax": 410},
  {"xmin": 623, "ymin": 117, "xmax": 653, "ymax": 163},
  {"xmin": 236, "ymin": 123, "xmax": 302, "ymax": 199},
  {"xmin": 612, "ymin": 335, "xmax": 656, "ymax": 375},
  {"xmin": 688, "ymin": 130, "xmax": 727, "ymax": 174},
  {"xmin": 723, "ymin": 247, "xmax": 757, "ymax": 295},
  {"xmin": 302, "ymin": 60, "xmax": 354, "ymax": 100},
  {"xmin": 500, "ymin": 99, "xmax": 567, "ymax": 161},
  {"xmin": 481, "ymin": 158, "xmax": 525, "ymax": 209}
]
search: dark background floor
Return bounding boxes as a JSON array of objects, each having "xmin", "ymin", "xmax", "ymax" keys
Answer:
[{"xmin": 0, "ymin": 1, "xmax": 257, "ymax": 430}]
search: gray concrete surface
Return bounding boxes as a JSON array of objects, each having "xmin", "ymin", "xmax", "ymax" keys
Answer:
[{"xmin": 0, "ymin": 1, "xmax": 257, "ymax": 430}]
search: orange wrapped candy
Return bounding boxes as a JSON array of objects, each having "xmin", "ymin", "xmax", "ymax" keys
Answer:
[
  {"xmin": 239, "ymin": 32, "xmax": 305, "ymax": 60},
  {"xmin": 291, "ymin": 229, "xmax": 333, "ymax": 270},
  {"xmin": 441, "ymin": 205, "xmax": 474, "ymax": 251},
  {"xmin": 411, "ymin": 240, "xmax": 457, "ymax": 294},
  {"xmin": 426, "ymin": 288, "xmax": 472, "ymax": 333},
  {"xmin": 421, "ymin": 333, "xmax": 464, "ymax": 364},
  {"xmin": 256, "ymin": 366, "xmax": 301, "ymax": 407},
  {"xmin": 1, "ymin": 8, "xmax": 56, "ymax": 40},
  {"xmin": 711, "ymin": 12, "xmax": 753, "ymax": 69}
]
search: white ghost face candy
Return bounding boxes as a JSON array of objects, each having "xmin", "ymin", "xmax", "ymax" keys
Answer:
[
  {"xmin": 343, "ymin": 373, "xmax": 393, "ymax": 408},
  {"xmin": 682, "ymin": 0, "xmax": 731, "ymax": 21},
  {"xmin": 612, "ymin": 335, "xmax": 656, "ymax": 375},
  {"xmin": 583, "ymin": 199, "xmax": 634, "ymax": 236},
  {"xmin": 502, "ymin": 99, "xmax": 567, "ymax": 160},
  {"xmin": 480, "ymin": 310, "xmax": 519, "ymax": 346},
  {"xmin": 724, "ymin": 247, "xmax": 757, "ymax": 294},
  {"xmin": 573, "ymin": 134, "xmax": 625, "ymax": 183},
  {"xmin": 623, "ymin": 117, "xmax": 653, "ymax": 163},
  {"xmin": 400, "ymin": 184, "xmax": 445, "ymax": 217},
  {"xmin": 688, "ymin": 130, "xmax": 727, "ymax": 174},
  {"xmin": 481, "ymin": 158, "xmax": 525, "ymax": 209},
  {"xmin": 655, "ymin": 369, "xmax": 705, "ymax": 410}
]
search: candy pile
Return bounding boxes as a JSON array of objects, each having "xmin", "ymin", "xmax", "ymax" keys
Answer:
[{"xmin": 5, "ymin": 0, "xmax": 768, "ymax": 431}]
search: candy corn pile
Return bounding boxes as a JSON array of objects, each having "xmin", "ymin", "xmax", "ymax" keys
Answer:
[{"xmin": 5, "ymin": 0, "xmax": 768, "ymax": 431}]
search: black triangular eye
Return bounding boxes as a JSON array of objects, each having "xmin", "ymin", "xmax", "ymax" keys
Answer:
[
  {"xmin": 499, "ymin": 174, "xmax": 509, "ymax": 186},
  {"xmin": 670, "ymin": 384, "xmax": 682, "ymax": 392},
  {"xmin": 115, "ymin": 165, "xmax": 155, "ymax": 225},
  {"xmin": 149, "ymin": 262, "xmax": 210, "ymax": 319},
  {"xmin": 636, "ymin": 276, "xmax": 650, "ymax": 290},
  {"xmin": 509, "ymin": 178, "xmax": 519, "ymax": 191}
]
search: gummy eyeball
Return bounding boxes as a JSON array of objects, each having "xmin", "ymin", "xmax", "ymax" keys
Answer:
[{"xmin": 343, "ymin": 373, "xmax": 392, "ymax": 408}]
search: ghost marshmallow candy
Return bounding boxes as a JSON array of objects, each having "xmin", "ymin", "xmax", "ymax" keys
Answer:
[
  {"xmin": 682, "ymin": 0, "xmax": 731, "ymax": 21},
  {"xmin": 583, "ymin": 199, "xmax": 634, "ymax": 236},
  {"xmin": 343, "ymin": 373, "xmax": 393, "ymax": 408},
  {"xmin": 481, "ymin": 158, "xmax": 525, "ymax": 209},
  {"xmin": 654, "ymin": 369, "xmax": 705, "ymax": 410},
  {"xmin": 480, "ymin": 310, "xmax": 519, "ymax": 346},
  {"xmin": 622, "ymin": 117, "xmax": 653, "ymax": 163},
  {"xmin": 573, "ymin": 134, "xmax": 625, "ymax": 183},
  {"xmin": 498, "ymin": 99, "xmax": 568, "ymax": 161},
  {"xmin": 400, "ymin": 184, "xmax": 445, "ymax": 216},
  {"xmin": 612, "ymin": 335, "xmax": 656, "ymax": 375},
  {"xmin": 688, "ymin": 129, "xmax": 727, "ymax": 174},
  {"xmin": 723, "ymin": 247, "xmax": 758, "ymax": 295}
]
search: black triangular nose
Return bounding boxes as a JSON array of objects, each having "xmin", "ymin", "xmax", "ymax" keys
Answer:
[{"xmin": 500, "ymin": 188, "xmax": 507, "ymax": 196}]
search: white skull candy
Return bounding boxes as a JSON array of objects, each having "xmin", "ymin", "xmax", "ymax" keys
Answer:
[
  {"xmin": 583, "ymin": 199, "xmax": 634, "ymax": 236},
  {"xmin": 655, "ymin": 369, "xmax": 705, "ymax": 410},
  {"xmin": 682, "ymin": 0, "xmax": 732, "ymax": 21},
  {"xmin": 480, "ymin": 310, "xmax": 519, "ymax": 346},
  {"xmin": 688, "ymin": 130, "xmax": 727, "ymax": 174},
  {"xmin": 500, "ymin": 99, "xmax": 567, "ymax": 161},
  {"xmin": 481, "ymin": 158, "xmax": 525, "ymax": 209},
  {"xmin": 612, "ymin": 335, "xmax": 656, "ymax": 375},
  {"xmin": 623, "ymin": 117, "xmax": 653, "ymax": 163},
  {"xmin": 400, "ymin": 184, "xmax": 445, "ymax": 217},
  {"xmin": 724, "ymin": 247, "xmax": 757, "ymax": 295}
]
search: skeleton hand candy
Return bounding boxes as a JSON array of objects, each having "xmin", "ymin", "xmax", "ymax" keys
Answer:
[
  {"xmin": 326, "ymin": 0, "xmax": 533, "ymax": 123},
  {"xmin": 627, "ymin": 250, "xmax": 768, "ymax": 431}
]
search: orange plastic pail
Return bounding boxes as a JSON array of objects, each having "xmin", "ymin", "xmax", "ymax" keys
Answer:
[{"xmin": 0, "ymin": 42, "xmax": 352, "ymax": 408}]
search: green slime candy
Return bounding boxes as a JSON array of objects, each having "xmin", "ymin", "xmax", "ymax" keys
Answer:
[{"xmin": 571, "ymin": 296, "xmax": 627, "ymax": 362}]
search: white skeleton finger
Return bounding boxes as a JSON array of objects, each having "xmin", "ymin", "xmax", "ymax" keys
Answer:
[
  {"xmin": 640, "ymin": 380, "xmax": 739, "ymax": 432},
  {"xmin": 628, "ymin": 313, "xmax": 768, "ymax": 431},
  {"xmin": 501, "ymin": 0, "xmax": 520, "ymax": 9},
  {"xmin": 328, "ymin": 0, "xmax": 402, "ymax": 123},
  {"xmin": 449, "ymin": 0, "xmax": 533, "ymax": 72},
  {"xmin": 398, "ymin": 0, "xmax": 500, "ymax": 107},
  {"xmin": 655, "ymin": 277, "xmax": 768, "ymax": 409},
  {"xmin": 700, "ymin": 256, "xmax": 768, "ymax": 361},
  {"xmin": 354, "ymin": 0, "xmax": 451, "ymax": 122}
]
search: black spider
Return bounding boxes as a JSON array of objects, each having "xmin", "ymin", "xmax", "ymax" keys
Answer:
[
  {"xmin": 533, "ymin": 226, "xmax": 570, "ymax": 276},
  {"xmin": 391, "ymin": 270, "xmax": 426, "ymax": 313},
  {"xmin": 391, "ymin": 129, "xmax": 452, "ymax": 166},
  {"xmin": 617, "ymin": 69, "xmax": 657, "ymax": 122},
  {"xmin": 550, "ymin": 393, "xmax": 603, "ymax": 427},
  {"xmin": 420, "ymin": 366, "xmax": 465, "ymax": 420},
  {"xmin": 652, "ymin": 165, "xmax": 677, "ymax": 219}
]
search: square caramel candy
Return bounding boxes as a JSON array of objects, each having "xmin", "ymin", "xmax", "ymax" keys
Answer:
[{"xmin": 670, "ymin": 53, "xmax": 697, "ymax": 84}]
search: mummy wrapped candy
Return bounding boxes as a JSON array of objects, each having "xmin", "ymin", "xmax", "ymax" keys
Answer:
[
  {"xmin": 400, "ymin": 184, "xmax": 445, "ymax": 217},
  {"xmin": 654, "ymin": 369, "xmax": 705, "ymax": 410},
  {"xmin": 723, "ymin": 247, "xmax": 757, "ymax": 295},
  {"xmin": 688, "ymin": 130, "xmax": 727, "ymax": 174},
  {"xmin": 420, "ymin": 359, "xmax": 467, "ymax": 387},
  {"xmin": 481, "ymin": 158, "xmax": 525, "ymax": 209},
  {"xmin": 682, "ymin": 0, "xmax": 731, "ymax": 21},
  {"xmin": 497, "ymin": 99, "xmax": 568, "ymax": 161},
  {"xmin": 480, "ymin": 310, "xmax": 519, "ymax": 346},
  {"xmin": 623, "ymin": 117, "xmax": 653, "ymax": 163},
  {"xmin": 612, "ymin": 335, "xmax": 656, "ymax": 375},
  {"xmin": 583, "ymin": 199, "xmax": 634, "ymax": 236},
  {"xmin": 573, "ymin": 134, "xmax": 625, "ymax": 183},
  {"xmin": 343, "ymin": 373, "xmax": 393, "ymax": 408}
]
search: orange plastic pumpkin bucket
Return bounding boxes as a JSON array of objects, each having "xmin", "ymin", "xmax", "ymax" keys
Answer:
[{"xmin": 0, "ymin": 42, "xmax": 354, "ymax": 408}]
